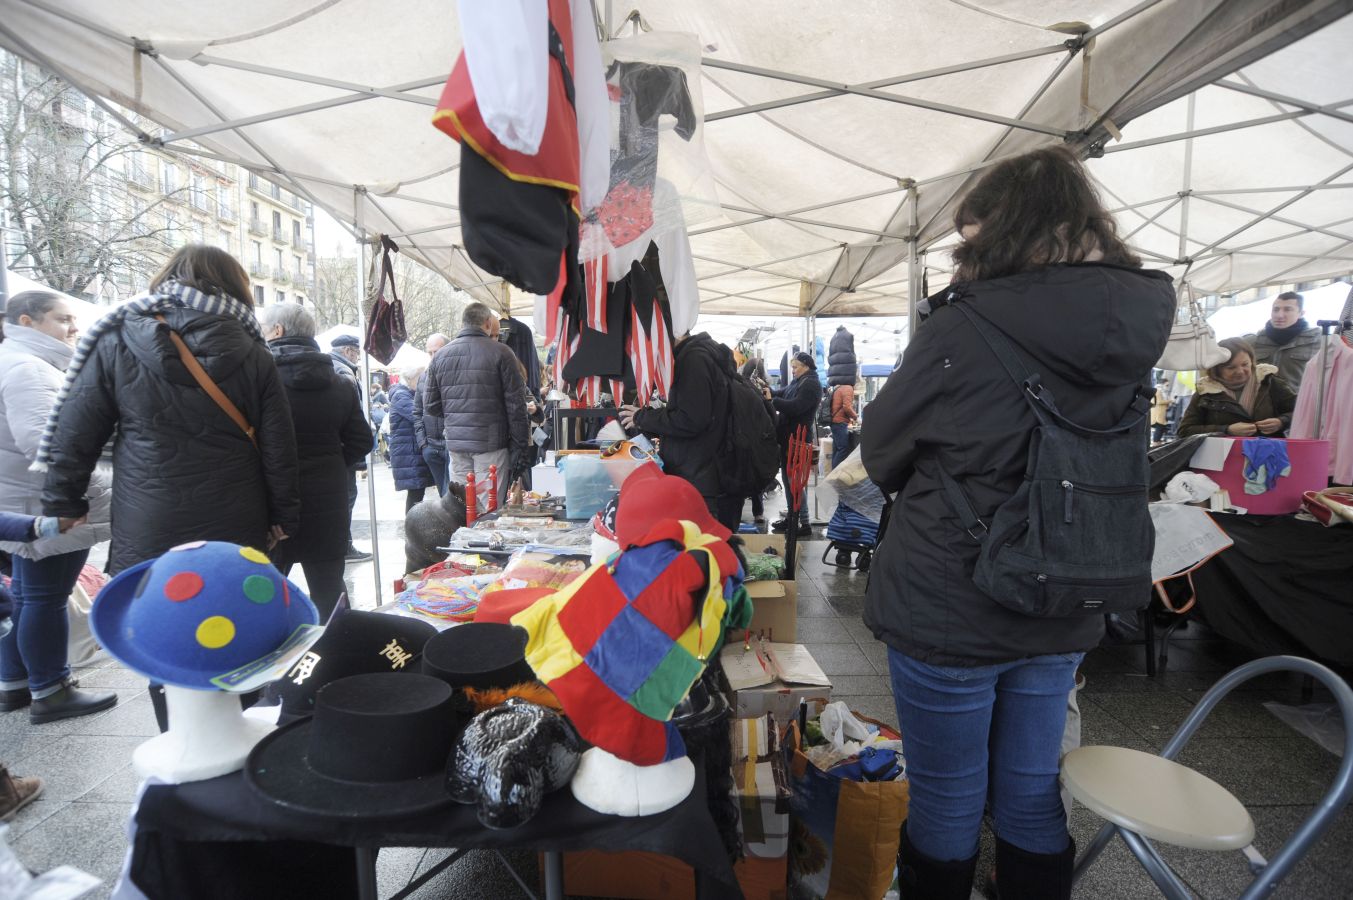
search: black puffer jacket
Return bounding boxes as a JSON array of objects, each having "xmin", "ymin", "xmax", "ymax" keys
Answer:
[
  {"xmin": 423, "ymin": 327, "xmax": 528, "ymax": 457},
  {"xmin": 827, "ymin": 327, "xmax": 857, "ymax": 387},
  {"xmin": 771, "ymin": 370, "xmax": 823, "ymax": 457},
  {"xmin": 41, "ymin": 308, "xmax": 300, "ymax": 575},
  {"xmin": 861, "ymin": 264, "xmax": 1174, "ymax": 666},
  {"xmin": 267, "ymin": 338, "xmax": 372, "ymax": 564},
  {"xmin": 633, "ymin": 332, "xmax": 731, "ymax": 499}
]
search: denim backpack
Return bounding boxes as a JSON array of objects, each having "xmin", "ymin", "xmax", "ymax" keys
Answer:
[{"xmin": 939, "ymin": 301, "xmax": 1155, "ymax": 618}]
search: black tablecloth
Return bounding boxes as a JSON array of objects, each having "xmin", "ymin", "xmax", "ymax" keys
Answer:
[
  {"xmin": 1190, "ymin": 515, "xmax": 1353, "ymax": 666},
  {"xmin": 130, "ymin": 767, "xmax": 741, "ymax": 899}
]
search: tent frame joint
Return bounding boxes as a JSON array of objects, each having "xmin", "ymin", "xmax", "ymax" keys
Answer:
[{"xmin": 132, "ymin": 37, "xmax": 157, "ymax": 58}]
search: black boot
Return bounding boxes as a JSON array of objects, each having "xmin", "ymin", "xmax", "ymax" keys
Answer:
[
  {"xmin": 29, "ymin": 680, "xmax": 117, "ymax": 724},
  {"xmin": 0, "ymin": 688, "xmax": 31, "ymax": 712},
  {"xmin": 897, "ymin": 823, "xmax": 979, "ymax": 900},
  {"xmin": 993, "ymin": 835, "xmax": 1075, "ymax": 900}
]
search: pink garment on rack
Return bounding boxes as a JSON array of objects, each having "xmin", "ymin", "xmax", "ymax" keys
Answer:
[{"xmin": 1289, "ymin": 338, "xmax": 1353, "ymax": 484}]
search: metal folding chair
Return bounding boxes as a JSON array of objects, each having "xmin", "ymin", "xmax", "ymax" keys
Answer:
[{"xmin": 1062, "ymin": 656, "xmax": 1353, "ymax": 899}]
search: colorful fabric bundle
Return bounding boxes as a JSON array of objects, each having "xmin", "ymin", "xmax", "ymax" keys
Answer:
[
  {"xmin": 512, "ymin": 519, "xmax": 751, "ymax": 765},
  {"xmin": 482, "ymin": 550, "xmax": 589, "ymax": 595},
  {"xmin": 391, "ymin": 574, "xmax": 499, "ymax": 623}
]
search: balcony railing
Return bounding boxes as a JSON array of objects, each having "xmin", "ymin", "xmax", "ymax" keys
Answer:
[
  {"xmin": 292, "ymin": 235, "xmax": 310, "ymax": 252},
  {"xmin": 247, "ymin": 260, "xmax": 268, "ymax": 278},
  {"xmin": 190, "ymin": 191, "xmax": 212, "ymax": 213},
  {"xmin": 218, "ymin": 203, "xmax": 237, "ymax": 223},
  {"xmin": 129, "ymin": 167, "xmax": 155, "ymax": 189},
  {"xmin": 247, "ymin": 218, "xmax": 267, "ymax": 237},
  {"xmin": 272, "ymin": 225, "xmax": 287, "ymax": 243},
  {"xmin": 272, "ymin": 268, "xmax": 291, "ymax": 284}
]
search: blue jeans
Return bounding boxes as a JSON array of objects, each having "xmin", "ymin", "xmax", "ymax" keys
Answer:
[
  {"xmin": 830, "ymin": 422, "xmax": 851, "ymax": 467},
  {"xmin": 423, "ymin": 446, "xmax": 449, "ymax": 496},
  {"xmin": 888, "ymin": 647, "xmax": 1081, "ymax": 860},
  {"xmin": 0, "ymin": 549, "xmax": 89, "ymax": 696}
]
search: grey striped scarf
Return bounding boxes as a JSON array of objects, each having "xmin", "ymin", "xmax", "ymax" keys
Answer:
[{"xmin": 31, "ymin": 278, "xmax": 263, "ymax": 472}]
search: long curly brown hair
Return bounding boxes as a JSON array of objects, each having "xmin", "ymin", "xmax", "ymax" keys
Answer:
[{"xmin": 951, "ymin": 146, "xmax": 1139, "ymax": 282}]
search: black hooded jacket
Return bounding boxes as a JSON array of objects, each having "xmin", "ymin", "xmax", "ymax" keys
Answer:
[
  {"xmin": 41, "ymin": 307, "xmax": 300, "ymax": 575},
  {"xmin": 633, "ymin": 332, "xmax": 732, "ymax": 499},
  {"xmin": 267, "ymin": 338, "xmax": 372, "ymax": 563},
  {"xmin": 861, "ymin": 264, "xmax": 1174, "ymax": 666},
  {"xmin": 771, "ymin": 369, "xmax": 823, "ymax": 455}
]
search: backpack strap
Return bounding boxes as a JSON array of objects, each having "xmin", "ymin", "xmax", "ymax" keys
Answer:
[{"xmin": 949, "ymin": 300, "xmax": 1150, "ymax": 436}]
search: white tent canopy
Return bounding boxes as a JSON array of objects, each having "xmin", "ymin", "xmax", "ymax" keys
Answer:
[
  {"xmin": 1, "ymin": 0, "xmax": 1350, "ymax": 325},
  {"xmin": 3, "ymin": 269, "xmax": 105, "ymax": 323}
]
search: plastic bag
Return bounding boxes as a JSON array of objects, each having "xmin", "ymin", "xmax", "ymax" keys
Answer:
[
  {"xmin": 481, "ymin": 548, "xmax": 589, "ymax": 595},
  {"xmin": 0, "ymin": 824, "xmax": 101, "ymax": 900},
  {"xmin": 1264, "ymin": 702, "xmax": 1346, "ymax": 756},
  {"xmin": 578, "ymin": 30, "xmax": 718, "ymax": 262}
]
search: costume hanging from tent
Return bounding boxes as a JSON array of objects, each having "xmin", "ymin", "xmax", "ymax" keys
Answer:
[{"xmin": 434, "ymin": 0, "xmax": 607, "ymax": 297}]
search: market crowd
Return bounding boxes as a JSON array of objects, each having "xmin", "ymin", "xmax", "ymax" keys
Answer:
[{"xmin": 2, "ymin": 145, "xmax": 1317, "ymax": 900}]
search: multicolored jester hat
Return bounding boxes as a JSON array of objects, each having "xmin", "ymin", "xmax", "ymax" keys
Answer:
[{"xmin": 513, "ymin": 518, "xmax": 752, "ymax": 766}]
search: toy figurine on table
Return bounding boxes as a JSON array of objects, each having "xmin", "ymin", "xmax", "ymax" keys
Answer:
[{"xmin": 90, "ymin": 541, "xmax": 319, "ymax": 783}]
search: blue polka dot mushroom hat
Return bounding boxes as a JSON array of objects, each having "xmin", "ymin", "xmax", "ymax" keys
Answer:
[{"xmin": 90, "ymin": 541, "xmax": 319, "ymax": 690}]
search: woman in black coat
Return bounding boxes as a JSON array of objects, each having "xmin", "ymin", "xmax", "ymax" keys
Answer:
[
  {"xmin": 763, "ymin": 352, "xmax": 821, "ymax": 536},
  {"xmin": 386, "ymin": 367, "xmax": 436, "ymax": 512},
  {"xmin": 860, "ymin": 148, "xmax": 1173, "ymax": 899},
  {"xmin": 260, "ymin": 304, "xmax": 372, "ymax": 619},
  {"xmin": 40, "ymin": 245, "xmax": 300, "ymax": 576}
]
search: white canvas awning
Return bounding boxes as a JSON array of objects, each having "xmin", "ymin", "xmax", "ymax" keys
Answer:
[{"xmin": 1, "ymin": 0, "xmax": 1350, "ymax": 325}]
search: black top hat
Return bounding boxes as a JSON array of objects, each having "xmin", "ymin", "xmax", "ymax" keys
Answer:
[
  {"xmin": 246, "ymin": 672, "xmax": 458, "ymax": 818},
  {"xmin": 270, "ymin": 609, "xmax": 437, "ymax": 723},
  {"xmin": 421, "ymin": 623, "xmax": 535, "ymax": 691}
]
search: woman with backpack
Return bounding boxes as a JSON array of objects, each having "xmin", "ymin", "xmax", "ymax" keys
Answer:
[{"xmin": 861, "ymin": 147, "xmax": 1173, "ymax": 899}]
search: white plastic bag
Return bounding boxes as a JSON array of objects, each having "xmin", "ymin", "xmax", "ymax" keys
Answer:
[{"xmin": 0, "ymin": 824, "xmax": 101, "ymax": 900}]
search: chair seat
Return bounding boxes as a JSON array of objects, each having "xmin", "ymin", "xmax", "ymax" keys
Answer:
[{"xmin": 1061, "ymin": 745, "xmax": 1256, "ymax": 851}]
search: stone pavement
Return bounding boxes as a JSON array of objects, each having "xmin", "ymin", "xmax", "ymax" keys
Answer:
[{"xmin": 3, "ymin": 462, "xmax": 1348, "ymax": 898}]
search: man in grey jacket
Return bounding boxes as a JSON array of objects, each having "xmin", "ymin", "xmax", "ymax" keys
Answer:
[
  {"xmin": 423, "ymin": 305, "xmax": 527, "ymax": 508},
  {"xmin": 1244, "ymin": 291, "xmax": 1322, "ymax": 393}
]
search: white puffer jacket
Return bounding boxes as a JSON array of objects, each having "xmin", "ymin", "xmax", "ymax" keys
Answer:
[{"xmin": 0, "ymin": 325, "xmax": 110, "ymax": 560}]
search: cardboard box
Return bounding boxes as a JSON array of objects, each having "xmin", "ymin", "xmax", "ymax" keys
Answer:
[
  {"xmin": 560, "ymin": 850, "xmax": 787, "ymax": 900},
  {"xmin": 739, "ymin": 533, "xmax": 786, "ymax": 555},
  {"xmin": 731, "ymin": 714, "xmax": 792, "ymax": 859},
  {"xmin": 721, "ymin": 642, "xmax": 832, "ymax": 721},
  {"xmin": 742, "ymin": 580, "xmax": 797, "ymax": 642}
]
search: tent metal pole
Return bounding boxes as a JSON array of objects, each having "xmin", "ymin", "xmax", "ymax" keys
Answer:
[
  {"xmin": 1102, "ymin": 111, "xmax": 1311, "ymax": 153},
  {"xmin": 0, "ymin": 20, "xmax": 151, "ymax": 140},
  {"xmin": 687, "ymin": 186, "xmax": 907, "ymax": 237},
  {"xmin": 1083, "ymin": 0, "xmax": 1171, "ymax": 40},
  {"xmin": 354, "ymin": 187, "xmax": 384, "ymax": 606},
  {"xmin": 1194, "ymin": 161, "xmax": 1353, "ymax": 257},
  {"xmin": 1191, "ymin": 194, "xmax": 1353, "ymax": 246},
  {"xmin": 191, "ymin": 54, "xmax": 445, "ymax": 108},
  {"xmin": 1121, "ymin": 196, "xmax": 1182, "ymax": 243},
  {"xmin": 1195, "ymin": 183, "xmax": 1353, "ymax": 197},
  {"xmin": 718, "ymin": 203, "xmax": 894, "ymax": 238},
  {"xmin": 1214, "ymin": 81, "xmax": 1353, "ymax": 126},
  {"xmin": 705, "ymin": 42, "xmax": 1071, "ymax": 122},
  {"xmin": 161, "ymin": 74, "xmax": 442, "ymax": 144},
  {"xmin": 907, "ymin": 183, "xmax": 921, "ymax": 340},
  {"xmin": 1178, "ymin": 93, "xmax": 1196, "ymax": 263},
  {"xmin": 147, "ymin": 54, "xmax": 356, "ymax": 242},
  {"xmin": 701, "ymin": 59, "xmax": 1069, "ymax": 137}
]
